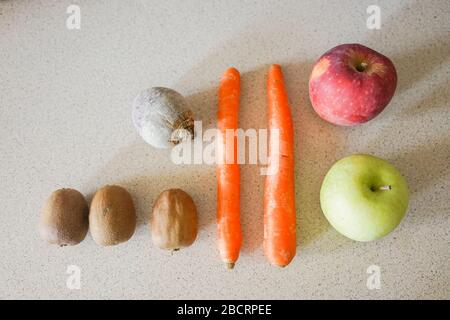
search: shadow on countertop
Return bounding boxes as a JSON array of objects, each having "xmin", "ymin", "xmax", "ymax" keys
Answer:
[{"xmin": 389, "ymin": 138, "xmax": 450, "ymax": 198}]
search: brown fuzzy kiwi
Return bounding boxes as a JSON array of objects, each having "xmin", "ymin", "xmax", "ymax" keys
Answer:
[
  {"xmin": 39, "ymin": 188, "xmax": 89, "ymax": 246},
  {"xmin": 89, "ymin": 185, "xmax": 136, "ymax": 246},
  {"xmin": 150, "ymin": 188, "xmax": 198, "ymax": 251}
]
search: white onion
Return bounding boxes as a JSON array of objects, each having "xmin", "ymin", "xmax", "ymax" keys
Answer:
[{"xmin": 132, "ymin": 87, "xmax": 194, "ymax": 148}]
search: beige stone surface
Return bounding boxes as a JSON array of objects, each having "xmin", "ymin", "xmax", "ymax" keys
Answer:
[{"xmin": 0, "ymin": 0, "xmax": 449, "ymax": 299}]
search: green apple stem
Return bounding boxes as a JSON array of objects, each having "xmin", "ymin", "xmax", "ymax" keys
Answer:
[{"xmin": 379, "ymin": 185, "xmax": 392, "ymax": 191}]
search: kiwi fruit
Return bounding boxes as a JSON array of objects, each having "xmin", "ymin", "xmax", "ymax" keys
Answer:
[
  {"xmin": 39, "ymin": 188, "xmax": 89, "ymax": 246},
  {"xmin": 89, "ymin": 185, "xmax": 136, "ymax": 246},
  {"xmin": 150, "ymin": 188, "xmax": 198, "ymax": 250}
]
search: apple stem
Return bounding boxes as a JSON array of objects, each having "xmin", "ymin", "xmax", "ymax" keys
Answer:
[
  {"xmin": 379, "ymin": 185, "xmax": 392, "ymax": 191},
  {"xmin": 355, "ymin": 61, "xmax": 369, "ymax": 72}
]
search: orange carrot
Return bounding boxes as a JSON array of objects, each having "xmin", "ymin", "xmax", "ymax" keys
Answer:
[
  {"xmin": 264, "ymin": 64, "xmax": 296, "ymax": 267},
  {"xmin": 217, "ymin": 67, "xmax": 242, "ymax": 269}
]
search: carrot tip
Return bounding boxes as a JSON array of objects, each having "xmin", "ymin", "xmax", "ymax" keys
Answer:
[
  {"xmin": 222, "ymin": 67, "xmax": 240, "ymax": 80},
  {"xmin": 226, "ymin": 262, "xmax": 235, "ymax": 270},
  {"xmin": 226, "ymin": 67, "xmax": 239, "ymax": 74},
  {"xmin": 272, "ymin": 262, "xmax": 289, "ymax": 268}
]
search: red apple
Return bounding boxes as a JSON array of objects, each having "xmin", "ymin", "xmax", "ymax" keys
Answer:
[{"xmin": 309, "ymin": 43, "xmax": 397, "ymax": 126}]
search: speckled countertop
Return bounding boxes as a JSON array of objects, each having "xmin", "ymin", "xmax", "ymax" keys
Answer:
[{"xmin": 1, "ymin": 0, "xmax": 449, "ymax": 299}]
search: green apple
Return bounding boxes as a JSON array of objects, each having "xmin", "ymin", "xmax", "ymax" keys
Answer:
[{"xmin": 320, "ymin": 154, "xmax": 409, "ymax": 241}]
